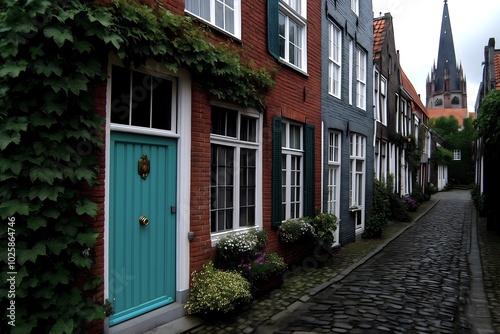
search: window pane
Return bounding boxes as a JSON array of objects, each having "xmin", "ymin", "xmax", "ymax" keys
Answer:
[
  {"xmin": 279, "ymin": 13, "xmax": 286, "ymax": 58},
  {"xmin": 151, "ymin": 77, "xmax": 172, "ymax": 130},
  {"xmin": 131, "ymin": 72, "xmax": 151, "ymax": 127},
  {"xmin": 111, "ymin": 65, "xmax": 130, "ymax": 125},
  {"xmin": 240, "ymin": 116, "xmax": 257, "ymax": 142}
]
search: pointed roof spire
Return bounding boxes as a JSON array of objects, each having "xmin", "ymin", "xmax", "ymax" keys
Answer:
[{"xmin": 435, "ymin": 0, "xmax": 460, "ymax": 91}]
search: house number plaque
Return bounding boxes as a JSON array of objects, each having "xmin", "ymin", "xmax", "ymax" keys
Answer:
[{"xmin": 138, "ymin": 154, "xmax": 150, "ymax": 180}]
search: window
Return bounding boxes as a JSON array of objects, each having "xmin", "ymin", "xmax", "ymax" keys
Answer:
[
  {"xmin": 328, "ymin": 22, "xmax": 342, "ymax": 98},
  {"xmin": 327, "ymin": 132, "xmax": 341, "ymax": 217},
  {"xmin": 374, "ymin": 139, "xmax": 387, "ymax": 182},
  {"xmin": 380, "ymin": 76, "xmax": 387, "ymax": 125},
  {"xmin": 210, "ymin": 106, "xmax": 260, "ymax": 233},
  {"xmin": 350, "ymin": 0, "xmax": 359, "ymax": 15},
  {"xmin": 110, "ymin": 65, "xmax": 176, "ymax": 132},
  {"xmin": 356, "ymin": 48, "xmax": 367, "ymax": 110},
  {"xmin": 278, "ymin": 0, "xmax": 307, "ymax": 71},
  {"xmin": 185, "ymin": 0, "xmax": 241, "ymax": 38},
  {"xmin": 453, "ymin": 149, "xmax": 461, "ymax": 160},
  {"xmin": 271, "ymin": 117, "xmax": 314, "ymax": 226},
  {"xmin": 349, "ymin": 134, "xmax": 365, "ymax": 216},
  {"xmin": 281, "ymin": 121, "xmax": 303, "ymax": 220}
]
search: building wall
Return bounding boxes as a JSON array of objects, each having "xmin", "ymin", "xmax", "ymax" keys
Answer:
[
  {"xmin": 322, "ymin": 0, "xmax": 374, "ymax": 244},
  {"xmin": 186, "ymin": 0, "xmax": 323, "ymax": 271}
]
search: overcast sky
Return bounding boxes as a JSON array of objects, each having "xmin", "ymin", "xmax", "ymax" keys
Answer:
[{"xmin": 372, "ymin": 0, "xmax": 500, "ymax": 113}]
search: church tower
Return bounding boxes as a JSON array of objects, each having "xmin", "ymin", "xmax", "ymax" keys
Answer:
[{"xmin": 426, "ymin": 0, "xmax": 468, "ymax": 124}]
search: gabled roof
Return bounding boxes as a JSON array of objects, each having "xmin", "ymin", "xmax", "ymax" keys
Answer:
[
  {"xmin": 373, "ymin": 16, "xmax": 386, "ymax": 62},
  {"xmin": 400, "ymin": 67, "xmax": 427, "ymax": 117}
]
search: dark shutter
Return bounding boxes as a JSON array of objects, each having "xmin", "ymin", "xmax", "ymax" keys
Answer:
[
  {"xmin": 272, "ymin": 116, "xmax": 282, "ymax": 227},
  {"xmin": 304, "ymin": 124, "xmax": 315, "ymax": 218},
  {"xmin": 267, "ymin": 0, "xmax": 280, "ymax": 59}
]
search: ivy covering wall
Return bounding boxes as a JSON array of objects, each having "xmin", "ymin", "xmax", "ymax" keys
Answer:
[{"xmin": 0, "ymin": 0, "xmax": 274, "ymax": 332}]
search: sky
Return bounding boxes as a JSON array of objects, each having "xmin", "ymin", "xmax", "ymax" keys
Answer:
[{"xmin": 372, "ymin": 0, "xmax": 500, "ymax": 113}]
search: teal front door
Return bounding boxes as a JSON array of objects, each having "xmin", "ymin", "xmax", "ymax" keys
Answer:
[{"xmin": 109, "ymin": 132, "xmax": 177, "ymax": 326}]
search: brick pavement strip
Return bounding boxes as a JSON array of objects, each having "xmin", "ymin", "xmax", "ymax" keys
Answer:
[{"xmin": 477, "ymin": 215, "xmax": 500, "ymax": 334}]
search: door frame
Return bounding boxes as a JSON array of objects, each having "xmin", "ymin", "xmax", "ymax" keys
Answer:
[{"xmin": 104, "ymin": 55, "xmax": 192, "ymax": 332}]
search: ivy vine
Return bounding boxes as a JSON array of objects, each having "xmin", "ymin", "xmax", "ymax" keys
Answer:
[{"xmin": 0, "ymin": 0, "xmax": 274, "ymax": 332}]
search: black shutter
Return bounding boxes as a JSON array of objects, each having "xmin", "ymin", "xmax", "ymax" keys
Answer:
[
  {"xmin": 304, "ymin": 124, "xmax": 315, "ymax": 218},
  {"xmin": 267, "ymin": 0, "xmax": 280, "ymax": 59}
]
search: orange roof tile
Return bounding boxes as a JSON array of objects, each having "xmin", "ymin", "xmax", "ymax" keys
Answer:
[
  {"xmin": 427, "ymin": 108, "xmax": 469, "ymax": 126},
  {"xmin": 373, "ymin": 17, "xmax": 386, "ymax": 62}
]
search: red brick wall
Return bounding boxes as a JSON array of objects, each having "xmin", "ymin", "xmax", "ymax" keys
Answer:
[{"xmin": 187, "ymin": 0, "xmax": 323, "ymax": 271}]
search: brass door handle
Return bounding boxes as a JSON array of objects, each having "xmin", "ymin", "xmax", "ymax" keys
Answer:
[{"xmin": 139, "ymin": 215, "xmax": 149, "ymax": 226}]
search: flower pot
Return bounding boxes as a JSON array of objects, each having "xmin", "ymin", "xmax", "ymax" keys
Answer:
[{"xmin": 252, "ymin": 275, "xmax": 284, "ymax": 298}]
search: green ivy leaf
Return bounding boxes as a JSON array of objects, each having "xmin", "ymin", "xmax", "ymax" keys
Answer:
[
  {"xmin": 75, "ymin": 199, "xmax": 99, "ymax": 216},
  {"xmin": 33, "ymin": 60, "xmax": 63, "ymax": 77},
  {"xmin": 0, "ymin": 60, "xmax": 28, "ymax": 78},
  {"xmin": 27, "ymin": 216, "xmax": 47, "ymax": 231},
  {"xmin": 45, "ymin": 238, "xmax": 69, "ymax": 255},
  {"xmin": 29, "ymin": 166, "xmax": 63, "ymax": 185},
  {"xmin": 18, "ymin": 242, "xmax": 46, "ymax": 265},
  {"xmin": 0, "ymin": 199, "xmax": 29, "ymax": 218},
  {"xmin": 43, "ymin": 26, "xmax": 73, "ymax": 48}
]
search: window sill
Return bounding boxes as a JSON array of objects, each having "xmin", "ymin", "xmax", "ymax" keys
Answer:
[
  {"xmin": 184, "ymin": 11, "xmax": 242, "ymax": 42},
  {"xmin": 278, "ymin": 58, "xmax": 309, "ymax": 77}
]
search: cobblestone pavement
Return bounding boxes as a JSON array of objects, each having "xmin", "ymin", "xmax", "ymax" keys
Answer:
[
  {"xmin": 146, "ymin": 190, "xmax": 498, "ymax": 334},
  {"xmin": 263, "ymin": 190, "xmax": 475, "ymax": 333}
]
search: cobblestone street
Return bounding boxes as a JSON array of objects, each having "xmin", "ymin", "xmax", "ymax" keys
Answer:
[{"xmin": 268, "ymin": 190, "xmax": 478, "ymax": 333}]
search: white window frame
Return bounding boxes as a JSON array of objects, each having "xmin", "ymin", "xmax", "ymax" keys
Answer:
[
  {"xmin": 279, "ymin": 0, "xmax": 307, "ymax": 72},
  {"xmin": 185, "ymin": 0, "xmax": 241, "ymax": 39},
  {"xmin": 351, "ymin": 0, "xmax": 359, "ymax": 16},
  {"xmin": 328, "ymin": 22, "xmax": 342, "ymax": 98},
  {"xmin": 282, "ymin": 120, "xmax": 304, "ymax": 220},
  {"xmin": 350, "ymin": 134, "xmax": 366, "ymax": 231},
  {"xmin": 380, "ymin": 76, "xmax": 387, "ymax": 125},
  {"xmin": 453, "ymin": 149, "xmax": 461, "ymax": 161},
  {"xmin": 356, "ymin": 48, "xmax": 367, "ymax": 110},
  {"xmin": 210, "ymin": 105, "xmax": 262, "ymax": 235},
  {"xmin": 373, "ymin": 69, "xmax": 380, "ymax": 120},
  {"xmin": 327, "ymin": 131, "xmax": 341, "ymax": 217}
]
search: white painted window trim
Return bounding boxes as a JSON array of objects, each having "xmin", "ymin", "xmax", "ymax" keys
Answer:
[
  {"xmin": 328, "ymin": 21, "xmax": 342, "ymax": 98},
  {"xmin": 282, "ymin": 120, "xmax": 304, "ymax": 220},
  {"xmin": 279, "ymin": 1, "xmax": 308, "ymax": 73},
  {"xmin": 356, "ymin": 48, "xmax": 367, "ymax": 110},
  {"xmin": 209, "ymin": 104, "xmax": 263, "ymax": 238},
  {"xmin": 185, "ymin": 0, "xmax": 241, "ymax": 39}
]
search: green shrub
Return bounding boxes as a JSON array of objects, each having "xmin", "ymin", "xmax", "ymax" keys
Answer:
[
  {"xmin": 471, "ymin": 185, "xmax": 485, "ymax": 215},
  {"xmin": 216, "ymin": 229, "xmax": 266, "ymax": 266},
  {"xmin": 411, "ymin": 184, "xmax": 425, "ymax": 203},
  {"xmin": 236, "ymin": 251, "xmax": 286, "ymax": 282},
  {"xmin": 390, "ymin": 194, "xmax": 412, "ymax": 222},
  {"xmin": 185, "ymin": 262, "xmax": 251, "ymax": 315},
  {"xmin": 364, "ymin": 178, "xmax": 390, "ymax": 239}
]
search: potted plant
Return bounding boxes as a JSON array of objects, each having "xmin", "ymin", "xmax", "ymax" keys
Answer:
[
  {"xmin": 309, "ymin": 212, "xmax": 338, "ymax": 248},
  {"xmin": 277, "ymin": 218, "xmax": 315, "ymax": 244},
  {"xmin": 216, "ymin": 229, "xmax": 287, "ymax": 296}
]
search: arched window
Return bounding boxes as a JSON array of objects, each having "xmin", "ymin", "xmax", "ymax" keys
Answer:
[{"xmin": 451, "ymin": 96, "xmax": 460, "ymax": 105}]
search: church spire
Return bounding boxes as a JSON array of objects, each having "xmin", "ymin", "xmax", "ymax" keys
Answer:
[{"xmin": 435, "ymin": 0, "xmax": 460, "ymax": 91}]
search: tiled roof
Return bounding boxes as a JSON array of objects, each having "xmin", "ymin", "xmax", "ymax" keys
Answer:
[
  {"xmin": 427, "ymin": 108, "xmax": 469, "ymax": 126},
  {"xmin": 495, "ymin": 50, "xmax": 500, "ymax": 90},
  {"xmin": 400, "ymin": 67, "xmax": 427, "ymax": 117},
  {"xmin": 373, "ymin": 17, "xmax": 386, "ymax": 61}
]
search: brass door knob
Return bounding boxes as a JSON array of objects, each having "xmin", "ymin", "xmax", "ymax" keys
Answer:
[{"xmin": 139, "ymin": 215, "xmax": 149, "ymax": 226}]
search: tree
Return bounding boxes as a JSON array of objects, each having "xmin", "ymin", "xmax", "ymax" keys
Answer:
[{"xmin": 429, "ymin": 115, "xmax": 459, "ymax": 140}]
